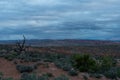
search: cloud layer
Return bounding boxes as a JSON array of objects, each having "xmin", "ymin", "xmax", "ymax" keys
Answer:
[{"xmin": 0, "ymin": 0, "xmax": 120, "ymax": 40}]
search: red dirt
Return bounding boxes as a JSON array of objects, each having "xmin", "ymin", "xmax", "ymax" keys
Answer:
[
  {"xmin": 0, "ymin": 58, "xmax": 111, "ymax": 80},
  {"xmin": 0, "ymin": 58, "xmax": 20, "ymax": 80}
]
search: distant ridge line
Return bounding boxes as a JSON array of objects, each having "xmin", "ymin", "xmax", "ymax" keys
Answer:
[{"xmin": 0, "ymin": 39, "xmax": 120, "ymax": 47}]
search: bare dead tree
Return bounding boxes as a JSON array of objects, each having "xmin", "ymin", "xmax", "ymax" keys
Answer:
[{"xmin": 15, "ymin": 35, "xmax": 26, "ymax": 53}]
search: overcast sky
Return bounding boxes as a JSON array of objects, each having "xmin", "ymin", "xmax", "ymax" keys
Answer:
[{"xmin": 0, "ymin": 0, "xmax": 120, "ymax": 40}]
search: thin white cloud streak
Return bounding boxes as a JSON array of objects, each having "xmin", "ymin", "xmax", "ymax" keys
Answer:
[{"xmin": 0, "ymin": 20, "xmax": 60, "ymax": 28}]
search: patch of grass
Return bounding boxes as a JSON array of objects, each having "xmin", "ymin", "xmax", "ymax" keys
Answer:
[
  {"xmin": 21, "ymin": 73, "xmax": 37, "ymax": 80},
  {"xmin": 54, "ymin": 75, "xmax": 69, "ymax": 80},
  {"xmin": 4, "ymin": 52, "xmax": 18, "ymax": 61}
]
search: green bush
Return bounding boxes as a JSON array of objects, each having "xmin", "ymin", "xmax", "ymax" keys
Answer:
[
  {"xmin": 0, "ymin": 72, "xmax": 3, "ymax": 77},
  {"xmin": 54, "ymin": 61, "xmax": 63, "ymax": 69},
  {"xmin": 0, "ymin": 72, "xmax": 3, "ymax": 79},
  {"xmin": 21, "ymin": 73, "xmax": 37, "ymax": 80},
  {"xmin": 68, "ymin": 69, "xmax": 78, "ymax": 76},
  {"xmin": 117, "ymin": 67, "xmax": 120, "ymax": 78},
  {"xmin": 71, "ymin": 54, "xmax": 98, "ymax": 72},
  {"xmin": 62, "ymin": 64, "xmax": 72, "ymax": 71},
  {"xmin": 100, "ymin": 56, "xmax": 116, "ymax": 71},
  {"xmin": 0, "ymin": 72, "xmax": 13, "ymax": 80},
  {"xmin": 104, "ymin": 68, "xmax": 117, "ymax": 79},
  {"xmin": 21, "ymin": 73, "xmax": 50, "ymax": 80},
  {"xmin": 4, "ymin": 52, "xmax": 18, "ymax": 61},
  {"xmin": 54, "ymin": 75, "xmax": 69, "ymax": 80},
  {"xmin": 16, "ymin": 65, "xmax": 34, "ymax": 73},
  {"xmin": 38, "ymin": 75, "xmax": 49, "ymax": 80}
]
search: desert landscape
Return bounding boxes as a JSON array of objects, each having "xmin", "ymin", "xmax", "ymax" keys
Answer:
[
  {"xmin": 1, "ymin": 0, "xmax": 120, "ymax": 80},
  {"xmin": 0, "ymin": 39, "xmax": 120, "ymax": 80}
]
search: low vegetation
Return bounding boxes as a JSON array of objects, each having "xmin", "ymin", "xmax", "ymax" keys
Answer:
[
  {"xmin": 0, "ymin": 49, "xmax": 120, "ymax": 80},
  {"xmin": 16, "ymin": 64, "xmax": 35, "ymax": 73},
  {"xmin": 0, "ymin": 48, "xmax": 120, "ymax": 80},
  {"xmin": 0, "ymin": 37, "xmax": 120, "ymax": 80},
  {"xmin": 0, "ymin": 72, "xmax": 13, "ymax": 80}
]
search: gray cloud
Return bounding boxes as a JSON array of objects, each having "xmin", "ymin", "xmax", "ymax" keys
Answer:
[{"xmin": 0, "ymin": 0, "xmax": 120, "ymax": 40}]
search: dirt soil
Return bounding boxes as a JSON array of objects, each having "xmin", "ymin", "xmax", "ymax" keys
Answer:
[
  {"xmin": 0, "ymin": 58, "xmax": 110, "ymax": 80},
  {"xmin": 0, "ymin": 58, "xmax": 20, "ymax": 79}
]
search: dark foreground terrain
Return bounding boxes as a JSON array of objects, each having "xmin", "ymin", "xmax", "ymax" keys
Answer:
[{"xmin": 0, "ymin": 39, "xmax": 120, "ymax": 80}]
